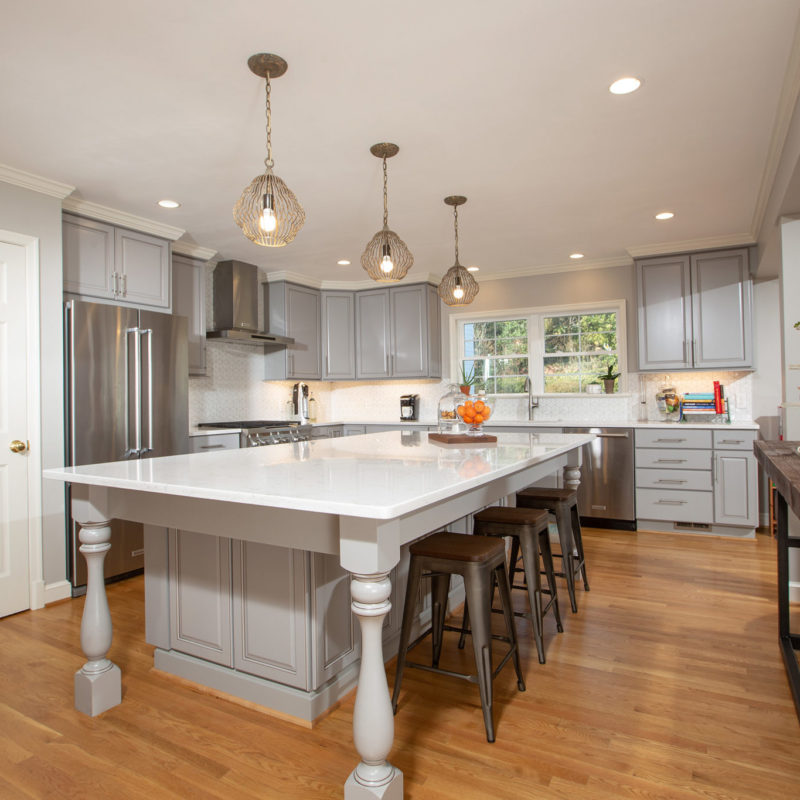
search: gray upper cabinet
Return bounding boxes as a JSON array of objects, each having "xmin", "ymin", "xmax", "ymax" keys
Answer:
[
  {"xmin": 264, "ymin": 282, "xmax": 322, "ymax": 380},
  {"xmin": 356, "ymin": 284, "xmax": 442, "ymax": 380},
  {"xmin": 172, "ymin": 254, "xmax": 207, "ymax": 375},
  {"xmin": 63, "ymin": 213, "xmax": 171, "ymax": 309},
  {"xmin": 321, "ymin": 291, "xmax": 356, "ymax": 380},
  {"xmin": 636, "ymin": 248, "xmax": 752, "ymax": 371}
]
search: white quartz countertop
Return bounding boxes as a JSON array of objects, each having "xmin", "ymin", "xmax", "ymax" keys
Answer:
[
  {"xmin": 305, "ymin": 419, "xmax": 759, "ymax": 431},
  {"xmin": 45, "ymin": 431, "xmax": 594, "ymax": 520}
]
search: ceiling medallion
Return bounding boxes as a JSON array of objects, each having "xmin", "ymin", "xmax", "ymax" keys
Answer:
[
  {"xmin": 233, "ymin": 53, "xmax": 305, "ymax": 247},
  {"xmin": 361, "ymin": 143, "xmax": 413, "ymax": 282},
  {"xmin": 438, "ymin": 196, "xmax": 479, "ymax": 306}
]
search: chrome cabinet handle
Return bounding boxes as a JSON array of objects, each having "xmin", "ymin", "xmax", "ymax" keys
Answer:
[
  {"xmin": 718, "ymin": 439, "xmax": 744, "ymax": 445},
  {"xmin": 692, "ymin": 338, "xmax": 697, "ymax": 364},
  {"xmin": 682, "ymin": 340, "xmax": 687, "ymax": 364},
  {"xmin": 199, "ymin": 443, "xmax": 225, "ymax": 450},
  {"xmin": 655, "ymin": 499, "xmax": 687, "ymax": 505},
  {"xmin": 654, "ymin": 438, "xmax": 685, "ymax": 443},
  {"xmin": 655, "ymin": 458, "xmax": 685, "ymax": 463},
  {"xmin": 597, "ymin": 433, "xmax": 630, "ymax": 439},
  {"xmin": 112, "ymin": 272, "xmax": 119, "ymax": 297},
  {"xmin": 121, "ymin": 273, "xmax": 128, "ymax": 297},
  {"xmin": 386, "ymin": 353, "xmax": 390, "ymax": 374},
  {"xmin": 655, "ymin": 479, "xmax": 687, "ymax": 484}
]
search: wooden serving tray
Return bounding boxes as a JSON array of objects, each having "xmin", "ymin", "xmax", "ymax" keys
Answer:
[{"xmin": 428, "ymin": 432, "xmax": 498, "ymax": 445}]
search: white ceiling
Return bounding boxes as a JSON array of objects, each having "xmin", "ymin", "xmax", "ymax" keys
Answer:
[{"xmin": 3, "ymin": 0, "xmax": 799, "ymax": 283}]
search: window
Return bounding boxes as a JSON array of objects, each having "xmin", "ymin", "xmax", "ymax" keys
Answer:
[{"xmin": 454, "ymin": 302, "xmax": 624, "ymax": 395}]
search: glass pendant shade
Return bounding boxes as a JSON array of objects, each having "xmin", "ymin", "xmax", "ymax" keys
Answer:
[
  {"xmin": 234, "ymin": 53, "xmax": 305, "ymax": 248},
  {"xmin": 362, "ymin": 142, "xmax": 413, "ymax": 282},
  {"xmin": 234, "ymin": 171, "xmax": 305, "ymax": 247},
  {"xmin": 437, "ymin": 196, "xmax": 479, "ymax": 305},
  {"xmin": 438, "ymin": 263, "xmax": 479, "ymax": 305}
]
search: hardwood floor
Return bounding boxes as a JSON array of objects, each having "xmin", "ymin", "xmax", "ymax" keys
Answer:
[{"xmin": 2, "ymin": 528, "xmax": 799, "ymax": 799}]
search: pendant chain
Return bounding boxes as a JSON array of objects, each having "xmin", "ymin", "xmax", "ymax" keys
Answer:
[{"xmin": 264, "ymin": 75, "xmax": 274, "ymax": 171}]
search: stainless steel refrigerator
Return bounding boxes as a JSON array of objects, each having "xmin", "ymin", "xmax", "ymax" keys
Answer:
[{"xmin": 65, "ymin": 299, "xmax": 188, "ymax": 593}]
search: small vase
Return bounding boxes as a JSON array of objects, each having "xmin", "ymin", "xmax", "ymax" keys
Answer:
[
  {"xmin": 603, "ymin": 379, "xmax": 616, "ymax": 394},
  {"xmin": 459, "ymin": 385, "xmax": 472, "ymax": 396}
]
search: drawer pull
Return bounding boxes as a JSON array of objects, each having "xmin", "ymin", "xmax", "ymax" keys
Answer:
[
  {"xmin": 655, "ymin": 438, "xmax": 685, "ymax": 443},
  {"xmin": 597, "ymin": 433, "xmax": 630, "ymax": 439},
  {"xmin": 655, "ymin": 458, "xmax": 685, "ymax": 463},
  {"xmin": 655, "ymin": 499, "xmax": 687, "ymax": 505},
  {"xmin": 718, "ymin": 439, "xmax": 743, "ymax": 445},
  {"xmin": 655, "ymin": 479, "xmax": 687, "ymax": 484},
  {"xmin": 200, "ymin": 444, "xmax": 225, "ymax": 450}
]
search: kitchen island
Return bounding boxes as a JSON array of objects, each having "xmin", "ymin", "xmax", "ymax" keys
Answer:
[{"xmin": 45, "ymin": 430, "xmax": 593, "ymax": 800}]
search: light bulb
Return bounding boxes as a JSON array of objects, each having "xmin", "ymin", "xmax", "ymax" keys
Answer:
[
  {"xmin": 453, "ymin": 285, "xmax": 464, "ymax": 299},
  {"xmin": 260, "ymin": 207, "xmax": 277, "ymax": 232},
  {"xmin": 381, "ymin": 254, "xmax": 394, "ymax": 273}
]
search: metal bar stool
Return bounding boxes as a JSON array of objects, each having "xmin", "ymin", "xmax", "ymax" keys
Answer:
[
  {"xmin": 470, "ymin": 506, "xmax": 563, "ymax": 664},
  {"xmin": 516, "ymin": 487, "xmax": 589, "ymax": 613},
  {"xmin": 391, "ymin": 532, "xmax": 525, "ymax": 743}
]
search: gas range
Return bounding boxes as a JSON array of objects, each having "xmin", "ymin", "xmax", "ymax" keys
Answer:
[{"xmin": 198, "ymin": 420, "xmax": 312, "ymax": 447}]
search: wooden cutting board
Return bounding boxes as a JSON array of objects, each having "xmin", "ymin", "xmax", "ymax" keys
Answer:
[{"xmin": 428, "ymin": 432, "xmax": 498, "ymax": 444}]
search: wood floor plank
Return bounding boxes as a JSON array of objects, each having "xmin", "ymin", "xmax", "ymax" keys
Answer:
[{"xmin": 2, "ymin": 528, "xmax": 800, "ymax": 798}]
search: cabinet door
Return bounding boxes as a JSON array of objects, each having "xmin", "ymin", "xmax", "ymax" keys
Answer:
[
  {"xmin": 115, "ymin": 228, "xmax": 171, "ymax": 308},
  {"xmin": 286, "ymin": 284, "xmax": 321, "ymax": 379},
  {"xmin": 690, "ymin": 249, "xmax": 752, "ymax": 368},
  {"xmin": 169, "ymin": 530, "xmax": 232, "ymax": 666},
  {"xmin": 62, "ymin": 214, "xmax": 115, "ymax": 299},
  {"xmin": 426, "ymin": 284, "xmax": 442, "ymax": 378},
  {"xmin": 172, "ymin": 254, "xmax": 207, "ymax": 375},
  {"xmin": 310, "ymin": 553, "xmax": 359, "ymax": 690},
  {"xmin": 390, "ymin": 285, "xmax": 428, "ymax": 377},
  {"xmin": 356, "ymin": 289, "xmax": 391, "ymax": 378},
  {"xmin": 232, "ymin": 542, "xmax": 308, "ymax": 689},
  {"xmin": 714, "ymin": 451, "xmax": 758, "ymax": 526},
  {"xmin": 322, "ymin": 291, "xmax": 355, "ymax": 379},
  {"xmin": 636, "ymin": 255, "xmax": 692, "ymax": 370}
]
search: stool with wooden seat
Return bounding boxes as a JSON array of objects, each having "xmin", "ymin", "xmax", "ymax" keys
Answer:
[
  {"xmin": 391, "ymin": 532, "xmax": 525, "ymax": 743},
  {"xmin": 470, "ymin": 505, "xmax": 563, "ymax": 664},
  {"xmin": 515, "ymin": 487, "xmax": 589, "ymax": 613}
]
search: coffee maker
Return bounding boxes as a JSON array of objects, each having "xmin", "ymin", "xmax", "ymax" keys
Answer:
[{"xmin": 400, "ymin": 394, "xmax": 418, "ymax": 421}]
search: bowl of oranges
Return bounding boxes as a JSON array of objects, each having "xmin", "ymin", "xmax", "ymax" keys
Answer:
[{"xmin": 457, "ymin": 396, "xmax": 491, "ymax": 433}]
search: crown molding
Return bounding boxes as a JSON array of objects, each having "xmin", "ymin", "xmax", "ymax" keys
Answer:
[
  {"xmin": 0, "ymin": 164, "xmax": 74, "ymax": 199},
  {"xmin": 171, "ymin": 240, "xmax": 218, "ymax": 261},
  {"xmin": 626, "ymin": 233, "xmax": 754, "ymax": 259},
  {"xmin": 62, "ymin": 197, "xmax": 185, "ymax": 241},
  {"xmin": 751, "ymin": 14, "xmax": 800, "ymax": 239},
  {"xmin": 263, "ymin": 270, "xmax": 442, "ymax": 290},
  {"xmin": 476, "ymin": 256, "xmax": 631, "ymax": 282}
]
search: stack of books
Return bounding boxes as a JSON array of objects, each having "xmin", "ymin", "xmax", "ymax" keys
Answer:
[{"xmin": 679, "ymin": 381, "xmax": 729, "ymax": 421}]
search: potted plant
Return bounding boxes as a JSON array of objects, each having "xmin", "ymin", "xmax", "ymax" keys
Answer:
[
  {"xmin": 597, "ymin": 361, "xmax": 621, "ymax": 394},
  {"xmin": 458, "ymin": 363, "xmax": 478, "ymax": 395}
]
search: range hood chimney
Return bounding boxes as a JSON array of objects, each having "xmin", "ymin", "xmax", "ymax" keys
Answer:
[{"xmin": 206, "ymin": 260, "xmax": 293, "ymax": 346}]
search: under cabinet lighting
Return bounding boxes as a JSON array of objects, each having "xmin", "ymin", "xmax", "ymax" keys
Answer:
[{"xmin": 158, "ymin": 199, "xmax": 180, "ymax": 208}]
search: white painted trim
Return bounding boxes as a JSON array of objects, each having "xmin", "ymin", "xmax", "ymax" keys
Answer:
[
  {"xmin": 448, "ymin": 299, "xmax": 628, "ymax": 395},
  {"xmin": 44, "ymin": 580, "xmax": 72, "ymax": 605},
  {"xmin": 0, "ymin": 230, "xmax": 44, "ymax": 611},
  {"xmin": 476, "ymin": 256, "xmax": 631, "ymax": 282},
  {"xmin": 0, "ymin": 164, "xmax": 75, "ymax": 199},
  {"xmin": 626, "ymin": 233, "xmax": 754, "ymax": 259},
  {"xmin": 171, "ymin": 240, "xmax": 218, "ymax": 261},
  {"xmin": 751, "ymin": 14, "xmax": 800, "ymax": 240},
  {"xmin": 263, "ymin": 270, "xmax": 442, "ymax": 291},
  {"xmin": 789, "ymin": 581, "xmax": 800, "ymax": 604},
  {"xmin": 62, "ymin": 197, "xmax": 185, "ymax": 241}
]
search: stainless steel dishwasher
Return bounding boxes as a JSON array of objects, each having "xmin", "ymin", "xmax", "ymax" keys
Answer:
[{"xmin": 564, "ymin": 427, "xmax": 636, "ymax": 530}]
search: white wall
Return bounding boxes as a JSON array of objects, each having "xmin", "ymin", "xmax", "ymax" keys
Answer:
[{"xmin": 0, "ymin": 182, "xmax": 66, "ymax": 584}]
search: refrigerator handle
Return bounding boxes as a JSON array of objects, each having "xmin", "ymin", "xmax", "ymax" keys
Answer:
[
  {"xmin": 140, "ymin": 328, "xmax": 154, "ymax": 454},
  {"xmin": 125, "ymin": 327, "xmax": 141, "ymax": 457}
]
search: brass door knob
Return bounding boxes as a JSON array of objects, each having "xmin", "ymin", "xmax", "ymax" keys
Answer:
[{"xmin": 9, "ymin": 440, "xmax": 27, "ymax": 454}]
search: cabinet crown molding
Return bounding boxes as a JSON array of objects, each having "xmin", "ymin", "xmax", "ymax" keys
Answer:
[
  {"xmin": 0, "ymin": 164, "xmax": 75, "ymax": 199},
  {"xmin": 627, "ymin": 234, "xmax": 754, "ymax": 259},
  {"xmin": 63, "ymin": 197, "xmax": 185, "ymax": 241}
]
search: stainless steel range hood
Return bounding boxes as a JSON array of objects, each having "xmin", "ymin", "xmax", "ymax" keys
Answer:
[{"xmin": 206, "ymin": 260, "xmax": 294, "ymax": 347}]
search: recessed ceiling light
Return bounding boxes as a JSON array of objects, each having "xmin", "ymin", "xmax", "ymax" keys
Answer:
[
  {"xmin": 337, "ymin": 259, "xmax": 351, "ymax": 265},
  {"xmin": 158, "ymin": 199, "xmax": 180, "ymax": 208},
  {"xmin": 655, "ymin": 211, "xmax": 675, "ymax": 220},
  {"xmin": 609, "ymin": 77, "xmax": 641, "ymax": 95},
  {"xmin": 466, "ymin": 266, "xmax": 479, "ymax": 272},
  {"xmin": 569, "ymin": 253, "xmax": 584, "ymax": 260}
]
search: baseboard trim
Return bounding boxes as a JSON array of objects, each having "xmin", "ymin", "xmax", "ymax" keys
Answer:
[
  {"xmin": 790, "ymin": 582, "xmax": 800, "ymax": 604},
  {"xmin": 44, "ymin": 580, "xmax": 71, "ymax": 607}
]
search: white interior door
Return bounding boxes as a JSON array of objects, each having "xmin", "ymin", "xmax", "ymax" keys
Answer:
[{"xmin": 0, "ymin": 239, "xmax": 30, "ymax": 616}]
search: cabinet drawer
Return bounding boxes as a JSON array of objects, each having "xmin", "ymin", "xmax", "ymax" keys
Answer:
[
  {"xmin": 189, "ymin": 433, "xmax": 240, "ymax": 452},
  {"xmin": 636, "ymin": 488, "xmax": 713, "ymax": 523},
  {"xmin": 713, "ymin": 430, "xmax": 756, "ymax": 450},
  {"xmin": 635, "ymin": 448, "xmax": 711, "ymax": 470},
  {"xmin": 635, "ymin": 468, "xmax": 712, "ymax": 491},
  {"xmin": 636, "ymin": 428, "xmax": 711, "ymax": 448}
]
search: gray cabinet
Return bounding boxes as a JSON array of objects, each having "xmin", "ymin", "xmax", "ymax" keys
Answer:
[
  {"xmin": 636, "ymin": 248, "xmax": 752, "ymax": 371},
  {"xmin": 63, "ymin": 213, "xmax": 171, "ymax": 309},
  {"xmin": 310, "ymin": 425, "xmax": 344, "ymax": 439},
  {"xmin": 356, "ymin": 284, "xmax": 442, "ymax": 380},
  {"xmin": 713, "ymin": 430, "xmax": 758, "ymax": 527},
  {"xmin": 188, "ymin": 432, "xmax": 240, "ymax": 452},
  {"xmin": 172, "ymin": 254, "xmax": 207, "ymax": 375},
  {"xmin": 321, "ymin": 291, "xmax": 356, "ymax": 379},
  {"xmin": 264, "ymin": 282, "xmax": 322, "ymax": 380}
]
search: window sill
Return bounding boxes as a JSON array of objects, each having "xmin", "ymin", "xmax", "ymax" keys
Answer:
[{"xmin": 483, "ymin": 392, "xmax": 633, "ymax": 399}]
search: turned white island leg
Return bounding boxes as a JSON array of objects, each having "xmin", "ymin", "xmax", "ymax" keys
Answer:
[
  {"xmin": 74, "ymin": 521, "xmax": 121, "ymax": 716},
  {"xmin": 344, "ymin": 571, "xmax": 403, "ymax": 800}
]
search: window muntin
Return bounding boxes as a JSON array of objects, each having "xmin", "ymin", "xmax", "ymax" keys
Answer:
[{"xmin": 463, "ymin": 319, "xmax": 528, "ymax": 394}]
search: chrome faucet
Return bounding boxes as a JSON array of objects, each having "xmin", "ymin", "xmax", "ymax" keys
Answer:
[{"xmin": 523, "ymin": 377, "xmax": 539, "ymax": 421}]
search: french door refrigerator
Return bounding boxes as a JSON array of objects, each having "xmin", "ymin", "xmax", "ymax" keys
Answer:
[{"xmin": 65, "ymin": 299, "xmax": 188, "ymax": 593}]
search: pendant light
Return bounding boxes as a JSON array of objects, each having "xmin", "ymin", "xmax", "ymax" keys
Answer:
[
  {"xmin": 361, "ymin": 143, "xmax": 413, "ymax": 282},
  {"xmin": 438, "ymin": 196, "xmax": 479, "ymax": 305},
  {"xmin": 233, "ymin": 53, "xmax": 305, "ymax": 247}
]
